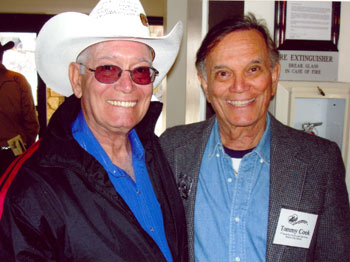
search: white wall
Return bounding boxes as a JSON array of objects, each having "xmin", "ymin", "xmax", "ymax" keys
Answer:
[
  {"xmin": 244, "ymin": 0, "xmax": 275, "ymax": 33},
  {"xmin": 165, "ymin": 0, "xmax": 205, "ymax": 127},
  {"xmin": 165, "ymin": 0, "xmax": 188, "ymax": 128}
]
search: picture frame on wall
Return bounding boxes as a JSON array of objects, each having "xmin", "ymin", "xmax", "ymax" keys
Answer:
[{"xmin": 274, "ymin": 1, "xmax": 341, "ymax": 51}]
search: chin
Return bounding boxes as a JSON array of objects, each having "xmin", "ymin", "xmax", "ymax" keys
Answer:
[{"xmin": 229, "ymin": 118, "xmax": 259, "ymax": 127}]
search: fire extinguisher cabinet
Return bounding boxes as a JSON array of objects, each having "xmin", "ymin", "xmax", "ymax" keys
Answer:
[{"xmin": 275, "ymin": 81, "xmax": 350, "ymax": 198}]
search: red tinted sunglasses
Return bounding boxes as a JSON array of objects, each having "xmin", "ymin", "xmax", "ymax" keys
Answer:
[{"xmin": 80, "ymin": 64, "xmax": 159, "ymax": 85}]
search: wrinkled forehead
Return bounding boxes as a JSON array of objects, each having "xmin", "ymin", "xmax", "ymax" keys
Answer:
[{"xmin": 78, "ymin": 40, "xmax": 154, "ymax": 63}]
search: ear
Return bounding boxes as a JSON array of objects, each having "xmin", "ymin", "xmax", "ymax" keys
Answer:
[
  {"xmin": 271, "ymin": 62, "xmax": 281, "ymax": 96},
  {"xmin": 198, "ymin": 72, "xmax": 211, "ymax": 103},
  {"xmin": 69, "ymin": 62, "xmax": 83, "ymax": 98}
]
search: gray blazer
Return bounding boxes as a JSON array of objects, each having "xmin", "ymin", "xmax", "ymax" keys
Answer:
[{"xmin": 160, "ymin": 113, "xmax": 350, "ymax": 262}]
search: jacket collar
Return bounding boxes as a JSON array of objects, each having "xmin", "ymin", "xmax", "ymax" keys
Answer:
[
  {"xmin": 35, "ymin": 95, "xmax": 162, "ymax": 169},
  {"xmin": 266, "ymin": 113, "xmax": 309, "ymax": 261}
]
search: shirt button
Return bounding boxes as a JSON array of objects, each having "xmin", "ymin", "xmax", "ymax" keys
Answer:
[
  {"xmin": 235, "ymin": 217, "xmax": 240, "ymax": 223},
  {"xmin": 260, "ymin": 159, "xmax": 264, "ymax": 163},
  {"xmin": 235, "ymin": 257, "xmax": 241, "ymax": 262},
  {"xmin": 113, "ymin": 170, "xmax": 117, "ymax": 174},
  {"xmin": 227, "ymin": 178, "xmax": 233, "ymax": 183},
  {"xmin": 136, "ymin": 190, "xmax": 141, "ymax": 194},
  {"xmin": 150, "ymin": 227, "xmax": 154, "ymax": 232},
  {"xmin": 216, "ymin": 153, "xmax": 220, "ymax": 157}
]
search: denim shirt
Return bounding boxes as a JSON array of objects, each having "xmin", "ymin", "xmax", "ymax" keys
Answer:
[
  {"xmin": 194, "ymin": 116, "xmax": 271, "ymax": 262},
  {"xmin": 71, "ymin": 111, "xmax": 172, "ymax": 262}
]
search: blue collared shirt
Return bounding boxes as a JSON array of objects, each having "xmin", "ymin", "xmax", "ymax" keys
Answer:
[
  {"xmin": 71, "ymin": 111, "xmax": 172, "ymax": 262},
  {"xmin": 194, "ymin": 116, "xmax": 271, "ymax": 262}
]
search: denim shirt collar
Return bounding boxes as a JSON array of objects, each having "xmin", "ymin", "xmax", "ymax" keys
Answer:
[{"xmin": 207, "ymin": 115, "xmax": 271, "ymax": 164}]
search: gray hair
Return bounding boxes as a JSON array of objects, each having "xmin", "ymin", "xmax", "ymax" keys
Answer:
[{"xmin": 76, "ymin": 47, "xmax": 91, "ymax": 74}]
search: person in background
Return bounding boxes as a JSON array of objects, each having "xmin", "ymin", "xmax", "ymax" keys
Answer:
[
  {"xmin": 0, "ymin": 0, "xmax": 188, "ymax": 261},
  {"xmin": 160, "ymin": 13, "xmax": 350, "ymax": 262},
  {"xmin": 0, "ymin": 41, "xmax": 39, "ymax": 174}
]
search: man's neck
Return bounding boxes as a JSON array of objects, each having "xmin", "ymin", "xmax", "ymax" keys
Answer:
[{"xmin": 219, "ymin": 120, "xmax": 267, "ymax": 150}]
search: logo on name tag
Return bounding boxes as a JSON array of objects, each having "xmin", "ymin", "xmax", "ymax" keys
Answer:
[
  {"xmin": 288, "ymin": 214, "xmax": 308, "ymax": 226},
  {"xmin": 273, "ymin": 208, "xmax": 318, "ymax": 249}
]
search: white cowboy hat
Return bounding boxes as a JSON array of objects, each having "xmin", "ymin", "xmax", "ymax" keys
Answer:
[{"xmin": 35, "ymin": 0, "xmax": 183, "ymax": 97}]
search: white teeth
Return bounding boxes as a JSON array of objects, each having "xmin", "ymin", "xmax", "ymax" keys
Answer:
[
  {"xmin": 227, "ymin": 98, "xmax": 255, "ymax": 107},
  {"xmin": 107, "ymin": 100, "xmax": 136, "ymax": 107}
]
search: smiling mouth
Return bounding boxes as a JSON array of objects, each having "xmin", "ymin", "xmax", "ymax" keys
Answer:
[
  {"xmin": 107, "ymin": 100, "xmax": 137, "ymax": 108},
  {"xmin": 227, "ymin": 98, "xmax": 256, "ymax": 107}
]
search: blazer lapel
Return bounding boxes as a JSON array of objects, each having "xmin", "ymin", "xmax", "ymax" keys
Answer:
[
  {"xmin": 173, "ymin": 117, "xmax": 215, "ymax": 204},
  {"xmin": 266, "ymin": 115, "xmax": 308, "ymax": 262},
  {"xmin": 173, "ymin": 117, "xmax": 215, "ymax": 260}
]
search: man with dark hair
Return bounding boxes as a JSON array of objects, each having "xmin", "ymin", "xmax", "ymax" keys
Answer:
[{"xmin": 160, "ymin": 13, "xmax": 350, "ymax": 262}]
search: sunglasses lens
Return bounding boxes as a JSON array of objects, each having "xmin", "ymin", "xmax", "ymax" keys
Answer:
[
  {"xmin": 131, "ymin": 67, "xmax": 152, "ymax": 85},
  {"xmin": 93, "ymin": 65, "xmax": 157, "ymax": 85},
  {"xmin": 95, "ymin": 65, "xmax": 122, "ymax": 84}
]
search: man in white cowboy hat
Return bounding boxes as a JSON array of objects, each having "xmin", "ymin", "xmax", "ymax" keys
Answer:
[
  {"xmin": 0, "ymin": 0, "xmax": 188, "ymax": 261},
  {"xmin": 0, "ymin": 41, "xmax": 39, "ymax": 175}
]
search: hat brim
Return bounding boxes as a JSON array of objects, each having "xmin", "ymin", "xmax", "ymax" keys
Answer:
[{"xmin": 35, "ymin": 12, "xmax": 183, "ymax": 97}]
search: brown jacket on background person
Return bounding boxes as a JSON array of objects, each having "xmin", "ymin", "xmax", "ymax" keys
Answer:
[{"xmin": 0, "ymin": 63, "xmax": 39, "ymax": 148}]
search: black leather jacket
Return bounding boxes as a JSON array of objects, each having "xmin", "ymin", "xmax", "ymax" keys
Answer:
[{"xmin": 0, "ymin": 95, "xmax": 188, "ymax": 262}]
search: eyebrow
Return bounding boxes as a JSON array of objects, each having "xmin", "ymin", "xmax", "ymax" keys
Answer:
[
  {"xmin": 212, "ymin": 65, "xmax": 230, "ymax": 71},
  {"xmin": 249, "ymin": 59, "xmax": 263, "ymax": 65},
  {"xmin": 138, "ymin": 57, "xmax": 153, "ymax": 64}
]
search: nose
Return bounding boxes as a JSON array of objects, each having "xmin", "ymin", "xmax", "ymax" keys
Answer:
[
  {"xmin": 230, "ymin": 73, "xmax": 249, "ymax": 93},
  {"xmin": 114, "ymin": 70, "xmax": 135, "ymax": 93}
]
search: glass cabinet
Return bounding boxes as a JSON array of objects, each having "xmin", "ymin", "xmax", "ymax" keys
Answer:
[{"xmin": 275, "ymin": 81, "xmax": 350, "ymax": 197}]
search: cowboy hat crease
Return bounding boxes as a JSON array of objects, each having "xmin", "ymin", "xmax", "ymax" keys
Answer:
[{"xmin": 35, "ymin": 0, "xmax": 183, "ymax": 97}]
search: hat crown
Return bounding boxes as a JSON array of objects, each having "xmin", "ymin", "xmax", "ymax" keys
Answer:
[
  {"xmin": 35, "ymin": 0, "xmax": 183, "ymax": 96},
  {"xmin": 89, "ymin": 0, "xmax": 150, "ymax": 37},
  {"xmin": 90, "ymin": 0, "xmax": 145, "ymax": 18}
]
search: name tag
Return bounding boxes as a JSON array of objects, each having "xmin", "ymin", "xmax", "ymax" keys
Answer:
[{"xmin": 273, "ymin": 208, "xmax": 318, "ymax": 248}]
